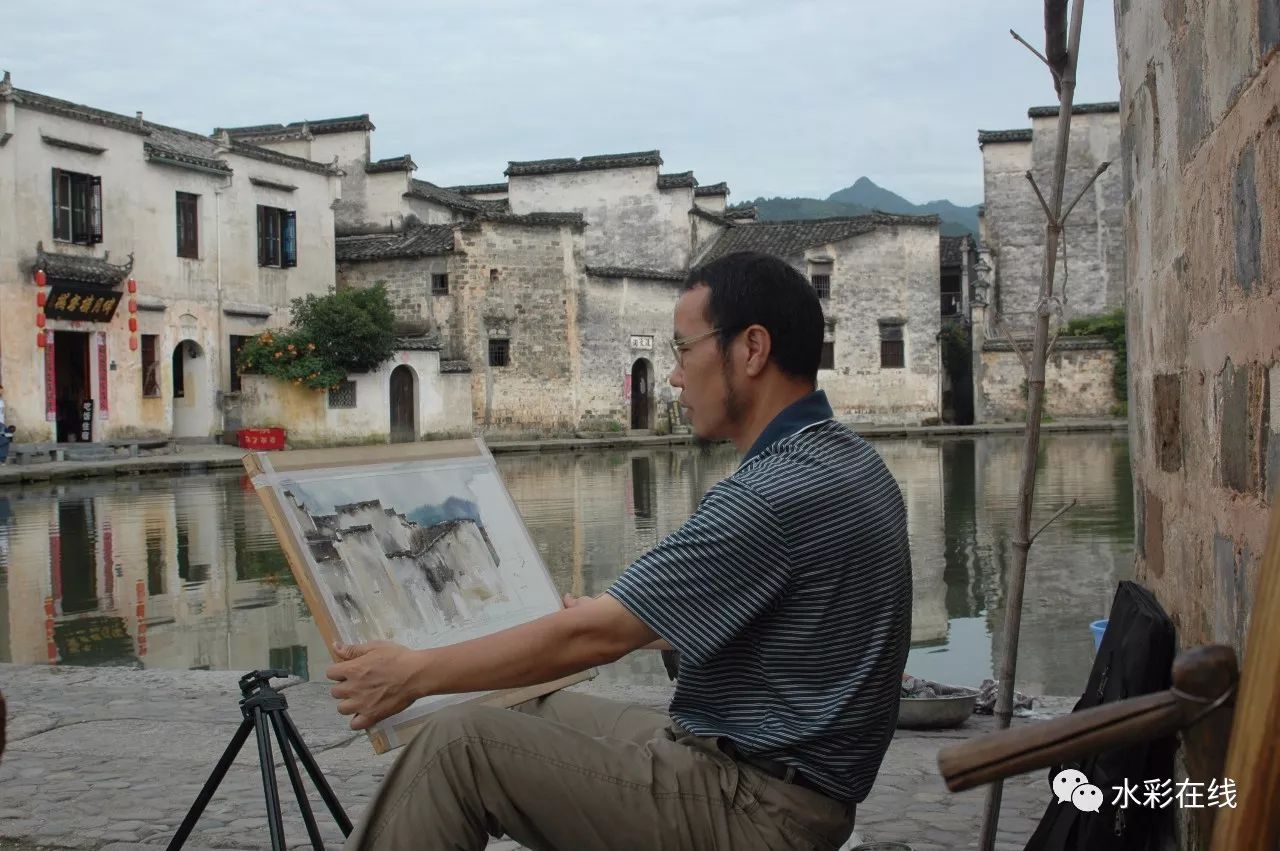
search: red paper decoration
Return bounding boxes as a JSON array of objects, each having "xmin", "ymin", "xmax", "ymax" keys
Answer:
[
  {"xmin": 35, "ymin": 269, "xmax": 46, "ymax": 287},
  {"xmin": 37, "ymin": 332, "xmax": 46, "ymax": 348},
  {"xmin": 128, "ymin": 298, "xmax": 137, "ymax": 313},
  {"xmin": 129, "ymin": 336, "xmax": 138, "ymax": 351},
  {"xmin": 127, "ymin": 278, "xmax": 137, "ymax": 294},
  {"xmin": 36, "ymin": 313, "xmax": 46, "ymax": 328},
  {"xmin": 128, "ymin": 317, "xmax": 138, "ymax": 332},
  {"xmin": 37, "ymin": 291, "xmax": 47, "ymax": 308}
]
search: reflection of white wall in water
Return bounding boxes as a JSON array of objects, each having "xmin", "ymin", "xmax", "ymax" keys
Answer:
[
  {"xmin": 876, "ymin": 441, "xmax": 947, "ymax": 645},
  {"xmin": 283, "ymin": 490, "xmax": 510, "ymax": 646}
]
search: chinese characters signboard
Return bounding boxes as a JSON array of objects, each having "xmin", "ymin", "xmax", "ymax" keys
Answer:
[
  {"xmin": 43, "ymin": 285, "xmax": 122, "ymax": 322},
  {"xmin": 629, "ymin": 335, "xmax": 654, "ymax": 350},
  {"xmin": 80, "ymin": 399, "xmax": 94, "ymax": 442}
]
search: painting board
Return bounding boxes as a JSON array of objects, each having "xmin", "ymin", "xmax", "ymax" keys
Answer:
[{"xmin": 243, "ymin": 438, "xmax": 593, "ymax": 753}]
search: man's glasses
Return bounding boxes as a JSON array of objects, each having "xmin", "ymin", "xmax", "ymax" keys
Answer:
[{"xmin": 669, "ymin": 327, "xmax": 723, "ymax": 366}]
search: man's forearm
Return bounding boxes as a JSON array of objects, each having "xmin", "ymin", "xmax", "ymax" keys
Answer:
[{"xmin": 408, "ymin": 601, "xmax": 649, "ymax": 698}]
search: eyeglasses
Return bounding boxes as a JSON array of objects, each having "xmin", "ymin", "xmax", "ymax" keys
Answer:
[{"xmin": 669, "ymin": 327, "xmax": 723, "ymax": 366}]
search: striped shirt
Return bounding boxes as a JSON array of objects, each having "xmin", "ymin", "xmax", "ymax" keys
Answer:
[{"xmin": 607, "ymin": 390, "xmax": 912, "ymax": 803}]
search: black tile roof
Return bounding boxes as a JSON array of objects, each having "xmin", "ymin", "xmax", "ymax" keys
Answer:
[
  {"xmin": 366, "ymin": 155, "xmax": 416, "ymax": 174},
  {"xmin": 978, "ymin": 128, "xmax": 1034, "ymax": 144},
  {"xmin": 694, "ymin": 182, "xmax": 729, "ymax": 197},
  {"xmin": 33, "ymin": 246, "xmax": 134, "ymax": 286},
  {"xmin": 475, "ymin": 199, "xmax": 511, "ymax": 214},
  {"xmin": 216, "ymin": 115, "xmax": 375, "ymax": 142},
  {"xmin": 405, "ymin": 179, "xmax": 481, "ymax": 213},
  {"xmin": 8, "ymin": 86, "xmax": 338, "ymax": 176},
  {"xmin": 395, "ymin": 335, "xmax": 442, "ymax": 351},
  {"xmin": 447, "ymin": 182, "xmax": 508, "ymax": 195},
  {"xmin": 440, "ymin": 360, "xmax": 472, "ymax": 374},
  {"xmin": 940, "ymin": 234, "xmax": 973, "ymax": 267},
  {"xmin": 723, "ymin": 205, "xmax": 759, "ymax": 221},
  {"xmin": 586, "ymin": 266, "xmax": 686, "ymax": 282},
  {"xmin": 465, "ymin": 211, "xmax": 586, "ymax": 229},
  {"xmin": 506, "ymin": 150, "xmax": 662, "ymax": 177},
  {"xmin": 691, "ymin": 207, "xmax": 731, "ymax": 226},
  {"xmin": 658, "ymin": 171, "xmax": 696, "ymax": 189},
  {"xmin": 335, "ymin": 224, "xmax": 455, "ymax": 261},
  {"xmin": 1028, "ymin": 101, "xmax": 1120, "ymax": 117},
  {"xmin": 699, "ymin": 213, "xmax": 940, "ymax": 264}
]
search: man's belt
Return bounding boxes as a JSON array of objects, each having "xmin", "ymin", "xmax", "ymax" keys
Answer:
[{"xmin": 718, "ymin": 740, "xmax": 832, "ymax": 799}]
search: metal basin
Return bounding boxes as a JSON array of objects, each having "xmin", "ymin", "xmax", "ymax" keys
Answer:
[{"xmin": 896, "ymin": 691, "xmax": 977, "ymax": 729}]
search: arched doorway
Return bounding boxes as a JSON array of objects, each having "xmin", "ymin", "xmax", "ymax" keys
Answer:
[
  {"xmin": 630, "ymin": 358, "xmax": 652, "ymax": 430},
  {"xmin": 389, "ymin": 365, "xmax": 417, "ymax": 443},
  {"xmin": 172, "ymin": 340, "xmax": 213, "ymax": 440}
]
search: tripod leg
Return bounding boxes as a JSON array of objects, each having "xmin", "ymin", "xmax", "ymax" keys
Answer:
[
  {"xmin": 279, "ymin": 711, "xmax": 353, "ymax": 835},
  {"xmin": 252, "ymin": 706, "xmax": 288, "ymax": 851},
  {"xmin": 167, "ymin": 718, "xmax": 254, "ymax": 851},
  {"xmin": 267, "ymin": 710, "xmax": 326, "ymax": 850}
]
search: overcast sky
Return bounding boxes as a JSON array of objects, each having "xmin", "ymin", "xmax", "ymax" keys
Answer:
[{"xmin": 3, "ymin": 0, "xmax": 1120, "ymax": 207}]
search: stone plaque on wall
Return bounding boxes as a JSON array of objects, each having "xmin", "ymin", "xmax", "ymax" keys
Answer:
[{"xmin": 630, "ymin": 335, "xmax": 653, "ymax": 350}]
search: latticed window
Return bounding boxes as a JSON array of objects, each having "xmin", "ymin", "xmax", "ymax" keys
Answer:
[
  {"xmin": 52, "ymin": 168, "xmax": 103, "ymax": 244},
  {"xmin": 811, "ymin": 274, "xmax": 830, "ymax": 299},
  {"xmin": 328, "ymin": 380, "xmax": 357, "ymax": 409},
  {"xmin": 432, "ymin": 273, "xmax": 449, "ymax": 295},
  {"xmin": 488, "ymin": 338, "xmax": 510, "ymax": 367}
]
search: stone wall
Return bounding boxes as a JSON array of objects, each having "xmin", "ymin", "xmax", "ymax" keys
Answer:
[
  {"xmin": 337, "ymin": 254, "xmax": 455, "ymax": 343},
  {"xmin": 1119, "ymin": 3, "xmax": 1277, "ymax": 841},
  {"xmin": 507, "ymin": 167, "xmax": 692, "ymax": 271},
  {"xmin": 977, "ymin": 337, "xmax": 1120, "ymax": 421},
  {"xmin": 451, "ymin": 219, "xmax": 586, "ymax": 432},
  {"xmin": 578, "ymin": 273, "xmax": 683, "ymax": 430},
  {"xmin": 236, "ymin": 349, "xmax": 470, "ymax": 445},
  {"xmin": 981, "ymin": 108, "xmax": 1125, "ymax": 331},
  {"xmin": 1121, "ymin": 1, "xmax": 1278, "ymax": 647},
  {"xmin": 804, "ymin": 224, "xmax": 942, "ymax": 424}
]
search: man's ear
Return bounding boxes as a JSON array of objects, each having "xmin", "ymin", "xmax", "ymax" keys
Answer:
[{"xmin": 742, "ymin": 325, "xmax": 771, "ymax": 377}]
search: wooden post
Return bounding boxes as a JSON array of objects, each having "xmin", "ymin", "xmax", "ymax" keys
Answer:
[{"xmin": 1211, "ymin": 499, "xmax": 1280, "ymax": 849}]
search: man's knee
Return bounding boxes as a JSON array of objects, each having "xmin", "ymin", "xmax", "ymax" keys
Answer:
[{"xmin": 408, "ymin": 703, "xmax": 510, "ymax": 756}]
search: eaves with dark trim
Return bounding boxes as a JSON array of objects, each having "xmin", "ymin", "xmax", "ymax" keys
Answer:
[
  {"xmin": 694, "ymin": 182, "xmax": 728, "ymax": 197},
  {"xmin": 586, "ymin": 266, "xmax": 686, "ymax": 282},
  {"xmin": 1028, "ymin": 102, "xmax": 1120, "ymax": 117},
  {"xmin": 42, "ymin": 134, "xmax": 106, "ymax": 155},
  {"xmin": 144, "ymin": 142, "xmax": 233, "ymax": 175},
  {"xmin": 250, "ymin": 177, "xmax": 297, "ymax": 192},
  {"xmin": 366, "ymin": 155, "xmax": 416, "ymax": 174},
  {"xmin": 658, "ymin": 171, "xmax": 696, "ymax": 189},
  {"xmin": 463, "ymin": 211, "xmax": 586, "ymax": 230},
  {"xmin": 447, "ymin": 182, "xmax": 508, "ymax": 195},
  {"xmin": 978, "ymin": 128, "xmax": 1034, "ymax": 144},
  {"xmin": 506, "ymin": 150, "xmax": 662, "ymax": 177}
]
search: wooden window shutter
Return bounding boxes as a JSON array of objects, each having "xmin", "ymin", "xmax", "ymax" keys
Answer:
[
  {"xmin": 89, "ymin": 175, "xmax": 104, "ymax": 243},
  {"xmin": 282, "ymin": 210, "xmax": 297, "ymax": 267},
  {"xmin": 257, "ymin": 205, "xmax": 268, "ymax": 266},
  {"xmin": 50, "ymin": 168, "xmax": 60, "ymax": 239}
]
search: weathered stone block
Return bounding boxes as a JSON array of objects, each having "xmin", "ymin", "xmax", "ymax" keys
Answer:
[
  {"xmin": 1144, "ymin": 487, "xmax": 1166, "ymax": 578},
  {"xmin": 1217, "ymin": 359, "xmax": 1270, "ymax": 494},
  {"xmin": 1154, "ymin": 373, "xmax": 1183, "ymax": 472},
  {"xmin": 1212, "ymin": 531, "xmax": 1238, "ymax": 646},
  {"xmin": 1233, "ymin": 144, "xmax": 1262, "ymax": 293},
  {"xmin": 1262, "ymin": 0, "xmax": 1280, "ymax": 56}
]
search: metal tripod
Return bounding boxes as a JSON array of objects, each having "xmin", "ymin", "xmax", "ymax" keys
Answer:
[{"xmin": 167, "ymin": 669, "xmax": 353, "ymax": 851}]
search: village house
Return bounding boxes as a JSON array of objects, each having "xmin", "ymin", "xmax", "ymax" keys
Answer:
[
  {"xmin": 0, "ymin": 72, "xmax": 343, "ymax": 447},
  {"xmin": 973, "ymin": 102, "xmax": 1125, "ymax": 422}
]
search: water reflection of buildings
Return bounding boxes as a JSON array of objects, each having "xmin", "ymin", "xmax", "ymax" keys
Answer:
[
  {"xmin": 0, "ymin": 433, "xmax": 1134, "ymax": 697},
  {"xmin": 1, "ymin": 476, "xmax": 327, "ymax": 678}
]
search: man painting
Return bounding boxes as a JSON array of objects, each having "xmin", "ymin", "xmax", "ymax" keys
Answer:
[{"xmin": 329, "ymin": 251, "xmax": 913, "ymax": 850}]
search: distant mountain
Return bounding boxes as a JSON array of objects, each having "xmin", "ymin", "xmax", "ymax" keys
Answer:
[{"xmin": 748, "ymin": 177, "xmax": 979, "ymax": 238}]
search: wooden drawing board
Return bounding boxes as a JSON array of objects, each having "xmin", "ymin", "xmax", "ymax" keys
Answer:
[{"xmin": 243, "ymin": 438, "xmax": 593, "ymax": 754}]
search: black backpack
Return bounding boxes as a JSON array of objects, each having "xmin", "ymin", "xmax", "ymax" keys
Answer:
[{"xmin": 1024, "ymin": 580, "xmax": 1178, "ymax": 851}]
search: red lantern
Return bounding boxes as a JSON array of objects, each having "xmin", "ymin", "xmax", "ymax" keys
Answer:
[
  {"xmin": 129, "ymin": 336, "xmax": 138, "ymax": 352},
  {"xmin": 37, "ymin": 291, "xmax": 47, "ymax": 308},
  {"xmin": 35, "ymin": 269, "xmax": 46, "ymax": 287},
  {"xmin": 127, "ymin": 278, "xmax": 137, "ymax": 294},
  {"xmin": 37, "ymin": 332, "xmax": 46, "ymax": 348},
  {"xmin": 36, "ymin": 313, "xmax": 46, "ymax": 328},
  {"xmin": 128, "ymin": 317, "xmax": 138, "ymax": 332},
  {"xmin": 128, "ymin": 298, "xmax": 137, "ymax": 313}
]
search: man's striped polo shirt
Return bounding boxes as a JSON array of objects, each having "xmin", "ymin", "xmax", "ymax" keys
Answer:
[{"xmin": 607, "ymin": 389, "xmax": 913, "ymax": 803}]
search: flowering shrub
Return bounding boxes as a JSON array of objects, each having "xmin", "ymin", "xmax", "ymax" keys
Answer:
[{"xmin": 236, "ymin": 284, "xmax": 396, "ymax": 391}]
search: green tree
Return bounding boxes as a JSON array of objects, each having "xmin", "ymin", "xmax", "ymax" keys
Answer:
[{"xmin": 237, "ymin": 284, "xmax": 396, "ymax": 391}]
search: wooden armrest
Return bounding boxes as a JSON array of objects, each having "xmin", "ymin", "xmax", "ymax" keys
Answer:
[{"xmin": 938, "ymin": 644, "xmax": 1237, "ymax": 792}]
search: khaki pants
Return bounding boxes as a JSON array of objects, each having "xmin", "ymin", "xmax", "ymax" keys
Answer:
[{"xmin": 345, "ymin": 691, "xmax": 855, "ymax": 851}]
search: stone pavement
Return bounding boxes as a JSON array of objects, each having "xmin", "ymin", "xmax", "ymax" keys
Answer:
[{"xmin": 0, "ymin": 665, "xmax": 1076, "ymax": 850}]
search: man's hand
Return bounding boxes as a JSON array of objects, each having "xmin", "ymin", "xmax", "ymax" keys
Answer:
[{"xmin": 326, "ymin": 641, "xmax": 425, "ymax": 731}]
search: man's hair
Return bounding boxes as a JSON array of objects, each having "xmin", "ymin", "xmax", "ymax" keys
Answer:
[{"xmin": 683, "ymin": 251, "xmax": 824, "ymax": 383}]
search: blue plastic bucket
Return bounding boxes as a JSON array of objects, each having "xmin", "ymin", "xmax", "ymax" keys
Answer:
[{"xmin": 1090, "ymin": 619, "xmax": 1108, "ymax": 651}]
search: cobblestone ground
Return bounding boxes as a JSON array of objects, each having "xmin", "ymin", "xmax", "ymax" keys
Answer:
[{"xmin": 0, "ymin": 666, "xmax": 1072, "ymax": 850}]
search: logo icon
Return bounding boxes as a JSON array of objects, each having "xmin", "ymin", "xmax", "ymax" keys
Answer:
[{"xmin": 1053, "ymin": 769, "xmax": 1103, "ymax": 812}]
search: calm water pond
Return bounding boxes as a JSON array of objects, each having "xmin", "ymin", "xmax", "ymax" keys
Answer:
[{"xmin": 0, "ymin": 432, "xmax": 1133, "ymax": 697}]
